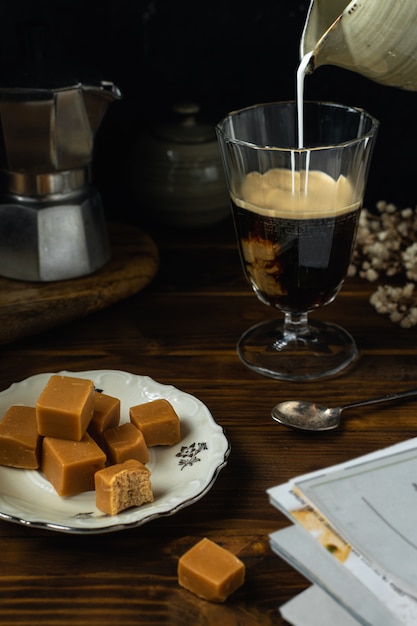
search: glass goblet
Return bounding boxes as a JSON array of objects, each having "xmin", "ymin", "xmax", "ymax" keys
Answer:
[{"xmin": 216, "ymin": 101, "xmax": 379, "ymax": 381}]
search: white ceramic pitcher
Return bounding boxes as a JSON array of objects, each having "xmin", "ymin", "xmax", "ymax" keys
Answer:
[{"xmin": 301, "ymin": 0, "xmax": 417, "ymax": 90}]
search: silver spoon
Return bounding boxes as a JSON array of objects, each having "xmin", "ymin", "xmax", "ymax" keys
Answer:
[{"xmin": 271, "ymin": 388, "xmax": 417, "ymax": 431}]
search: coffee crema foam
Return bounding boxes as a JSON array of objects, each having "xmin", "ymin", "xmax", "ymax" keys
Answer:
[{"xmin": 234, "ymin": 168, "xmax": 359, "ymax": 219}]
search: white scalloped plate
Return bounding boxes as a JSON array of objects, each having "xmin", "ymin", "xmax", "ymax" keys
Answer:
[{"xmin": 0, "ymin": 370, "xmax": 230, "ymax": 534}]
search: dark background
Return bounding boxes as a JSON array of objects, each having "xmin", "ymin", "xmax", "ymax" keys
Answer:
[{"xmin": 0, "ymin": 0, "xmax": 416, "ymax": 222}]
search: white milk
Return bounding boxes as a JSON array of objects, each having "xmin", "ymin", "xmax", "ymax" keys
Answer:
[{"xmin": 296, "ymin": 51, "xmax": 313, "ymax": 149}]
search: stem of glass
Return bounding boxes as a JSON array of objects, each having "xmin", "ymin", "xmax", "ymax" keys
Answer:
[{"xmin": 282, "ymin": 312, "xmax": 310, "ymax": 341}]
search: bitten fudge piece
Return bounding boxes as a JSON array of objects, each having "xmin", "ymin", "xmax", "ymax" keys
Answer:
[
  {"xmin": 88, "ymin": 391, "xmax": 120, "ymax": 447},
  {"xmin": 178, "ymin": 538, "xmax": 245, "ymax": 603},
  {"xmin": 41, "ymin": 432, "xmax": 106, "ymax": 496},
  {"xmin": 129, "ymin": 399, "xmax": 180, "ymax": 446},
  {"xmin": 0, "ymin": 405, "xmax": 42, "ymax": 469},
  {"xmin": 95, "ymin": 459, "xmax": 153, "ymax": 515},
  {"xmin": 36, "ymin": 375, "xmax": 95, "ymax": 441},
  {"xmin": 103, "ymin": 422, "xmax": 149, "ymax": 465}
]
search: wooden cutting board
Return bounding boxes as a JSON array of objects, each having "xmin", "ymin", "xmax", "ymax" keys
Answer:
[{"xmin": 0, "ymin": 222, "xmax": 159, "ymax": 346}]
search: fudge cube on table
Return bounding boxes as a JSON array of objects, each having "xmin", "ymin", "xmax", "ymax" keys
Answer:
[{"xmin": 178, "ymin": 537, "xmax": 245, "ymax": 603}]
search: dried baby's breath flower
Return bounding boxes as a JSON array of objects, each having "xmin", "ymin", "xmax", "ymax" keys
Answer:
[
  {"xmin": 369, "ymin": 283, "xmax": 417, "ymax": 328},
  {"xmin": 350, "ymin": 201, "xmax": 417, "ymax": 326},
  {"xmin": 402, "ymin": 242, "xmax": 417, "ymax": 281}
]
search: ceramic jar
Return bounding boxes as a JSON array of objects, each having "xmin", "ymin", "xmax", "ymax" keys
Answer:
[{"xmin": 130, "ymin": 103, "xmax": 230, "ymax": 228}]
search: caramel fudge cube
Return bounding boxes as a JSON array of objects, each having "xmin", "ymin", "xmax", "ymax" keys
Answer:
[
  {"xmin": 129, "ymin": 399, "xmax": 180, "ymax": 446},
  {"xmin": 41, "ymin": 432, "xmax": 106, "ymax": 496},
  {"xmin": 0, "ymin": 405, "xmax": 42, "ymax": 469},
  {"xmin": 178, "ymin": 538, "xmax": 245, "ymax": 603},
  {"xmin": 103, "ymin": 422, "xmax": 149, "ymax": 465},
  {"xmin": 95, "ymin": 459, "xmax": 153, "ymax": 515},
  {"xmin": 88, "ymin": 391, "xmax": 120, "ymax": 447},
  {"xmin": 36, "ymin": 375, "xmax": 95, "ymax": 441}
]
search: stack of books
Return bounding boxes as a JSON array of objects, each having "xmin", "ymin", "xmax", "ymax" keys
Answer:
[{"xmin": 267, "ymin": 437, "xmax": 417, "ymax": 625}]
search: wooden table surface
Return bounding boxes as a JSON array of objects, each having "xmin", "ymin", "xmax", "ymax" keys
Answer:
[{"xmin": 0, "ymin": 215, "xmax": 416, "ymax": 625}]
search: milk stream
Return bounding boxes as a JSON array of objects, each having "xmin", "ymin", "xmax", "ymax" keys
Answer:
[{"xmin": 296, "ymin": 51, "xmax": 313, "ymax": 149}]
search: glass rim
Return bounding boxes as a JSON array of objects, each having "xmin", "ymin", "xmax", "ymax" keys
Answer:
[{"xmin": 216, "ymin": 100, "xmax": 380, "ymax": 152}]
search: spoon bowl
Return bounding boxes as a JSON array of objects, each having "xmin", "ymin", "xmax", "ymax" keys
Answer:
[{"xmin": 271, "ymin": 388, "xmax": 417, "ymax": 431}]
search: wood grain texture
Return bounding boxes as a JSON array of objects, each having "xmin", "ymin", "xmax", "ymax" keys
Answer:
[
  {"xmin": 0, "ymin": 215, "xmax": 416, "ymax": 624},
  {"xmin": 0, "ymin": 222, "xmax": 159, "ymax": 346}
]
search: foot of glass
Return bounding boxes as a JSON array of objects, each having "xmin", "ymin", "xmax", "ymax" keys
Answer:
[{"xmin": 237, "ymin": 317, "xmax": 358, "ymax": 381}]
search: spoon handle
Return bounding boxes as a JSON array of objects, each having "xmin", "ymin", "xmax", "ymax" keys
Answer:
[{"xmin": 342, "ymin": 387, "xmax": 417, "ymax": 411}]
